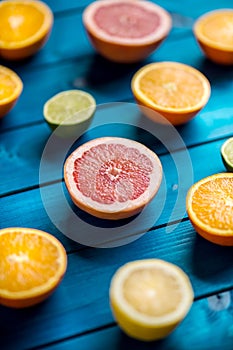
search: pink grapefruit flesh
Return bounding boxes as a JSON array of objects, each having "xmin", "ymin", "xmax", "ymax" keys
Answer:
[
  {"xmin": 82, "ymin": 0, "xmax": 172, "ymax": 63},
  {"xmin": 64, "ymin": 137, "xmax": 162, "ymax": 220}
]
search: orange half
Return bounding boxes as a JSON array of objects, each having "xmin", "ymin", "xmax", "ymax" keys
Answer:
[
  {"xmin": 131, "ymin": 61, "xmax": 211, "ymax": 125},
  {"xmin": 0, "ymin": 65, "xmax": 23, "ymax": 118},
  {"xmin": 186, "ymin": 173, "xmax": 233, "ymax": 246},
  {"xmin": 0, "ymin": 227, "xmax": 67, "ymax": 308},
  {"xmin": 0, "ymin": 0, "xmax": 53, "ymax": 60},
  {"xmin": 194, "ymin": 9, "xmax": 233, "ymax": 65}
]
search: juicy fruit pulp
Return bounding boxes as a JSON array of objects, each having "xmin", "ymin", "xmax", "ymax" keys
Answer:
[
  {"xmin": 82, "ymin": 0, "xmax": 172, "ymax": 63},
  {"xmin": 110, "ymin": 259, "xmax": 194, "ymax": 341},
  {"xmin": 201, "ymin": 12, "xmax": 233, "ymax": 47},
  {"xmin": 186, "ymin": 173, "xmax": 233, "ymax": 246},
  {"xmin": 43, "ymin": 90, "xmax": 96, "ymax": 138},
  {"xmin": 131, "ymin": 61, "xmax": 211, "ymax": 125},
  {"xmin": 93, "ymin": 3, "xmax": 161, "ymax": 40},
  {"xmin": 0, "ymin": 65, "xmax": 23, "ymax": 118},
  {"xmin": 0, "ymin": 0, "xmax": 53, "ymax": 60},
  {"xmin": 0, "ymin": 227, "xmax": 67, "ymax": 308},
  {"xmin": 0, "ymin": 2, "xmax": 44, "ymax": 43},
  {"xmin": 64, "ymin": 137, "xmax": 162, "ymax": 220},
  {"xmin": 194, "ymin": 10, "xmax": 233, "ymax": 65},
  {"xmin": 73, "ymin": 143, "xmax": 153, "ymax": 204},
  {"xmin": 138, "ymin": 66, "xmax": 204, "ymax": 109},
  {"xmin": 44, "ymin": 90, "xmax": 96, "ymax": 125}
]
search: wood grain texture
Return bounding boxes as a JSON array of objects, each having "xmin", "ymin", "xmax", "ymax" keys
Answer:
[
  {"xmin": 1, "ymin": 1, "xmax": 233, "ymax": 349},
  {"xmin": 0, "ymin": 220, "xmax": 233, "ymax": 350},
  {"xmin": 40, "ymin": 291, "xmax": 233, "ymax": 350}
]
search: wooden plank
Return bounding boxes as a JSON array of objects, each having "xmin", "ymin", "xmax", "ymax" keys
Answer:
[
  {"xmin": 0, "ymin": 220, "xmax": 233, "ymax": 350},
  {"xmin": 46, "ymin": 0, "xmax": 233, "ymax": 18},
  {"xmin": 39, "ymin": 291, "xmax": 233, "ymax": 350},
  {"xmin": 0, "ymin": 123, "xmax": 226, "ymax": 198},
  {"xmin": 0, "ymin": 13, "xmax": 232, "ymax": 131}
]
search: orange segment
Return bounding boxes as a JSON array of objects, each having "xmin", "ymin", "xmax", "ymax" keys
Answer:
[
  {"xmin": 131, "ymin": 61, "xmax": 211, "ymax": 125},
  {"xmin": 0, "ymin": 228, "xmax": 67, "ymax": 308},
  {"xmin": 0, "ymin": 0, "xmax": 53, "ymax": 60},
  {"xmin": 0, "ymin": 3, "xmax": 44, "ymax": 43},
  {"xmin": 194, "ymin": 10, "xmax": 233, "ymax": 65},
  {"xmin": 138, "ymin": 67, "xmax": 204, "ymax": 109},
  {"xmin": 0, "ymin": 65, "xmax": 23, "ymax": 118},
  {"xmin": 186, "ymin": 173, "xmax": 233, "ymax": 246},
  {"xmin": 201, "ymin": 13, "xmax": 233, "ymax": 47}
]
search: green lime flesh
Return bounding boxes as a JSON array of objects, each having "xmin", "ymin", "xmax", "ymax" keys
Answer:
[
  {"xmin": 43, "ymin": 90, "xmax": 96, "ymax": 138},
  {"xmin": 221, "ymin": 137, "xmax": 233, "ymax": 172}
]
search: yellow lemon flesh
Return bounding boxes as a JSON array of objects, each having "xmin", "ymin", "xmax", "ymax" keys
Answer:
[{"xmin": 110, "ymin": 259, "xmax": 194, "ymax": 341}]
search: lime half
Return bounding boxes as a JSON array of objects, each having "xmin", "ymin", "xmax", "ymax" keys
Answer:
[
  {"xmin": 43, "ymin": 90, "xmax": 96, "ymax": 138},
  {"xmin": 221, "ymin": 137, "xmax": 233, "ymax": 171}
]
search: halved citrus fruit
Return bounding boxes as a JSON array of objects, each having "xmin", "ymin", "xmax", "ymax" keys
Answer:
[
  {"xmin": 194, "ymin": 9, "xmax": 233, "ymax": 65},
  {"xmin": 221, "ymin": 137, "xmax": 233, "ymax": 171},
  {"xmin": 82, "ymin": 0, "xmax": 172, "ymax": 63},
  {"xmin": 64, "ymin": 137, "xmax": 162, "ymax": 220},
  {"xmin": 0, "ymin": 0, "xmax": 53, "ymax": 60},
  {"xmin": 43, "ymin": 90, "xmax": 96, "ymax": 138},
  {"xmin": 0, "ymin": 227, "xmax": 67, "ymax": 308},
  {"xmin": 0, "ymin": 65, "xmax": 23, "ymax": 118},
  {"xmin": 109, "ymin": 259, "xmax": 194, "ymax": 341},
  {"xmin": 186, "ymin": 173, "xmax": 233, "ymax": 246},
  {"xmin": 131, "ymin": 61, "xmax": 211, "ymax": 125}
]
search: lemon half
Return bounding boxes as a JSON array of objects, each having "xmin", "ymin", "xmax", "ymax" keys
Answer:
[{"xmin": 109, "ymin": 259, "xmax": 194, "ymax": 341}]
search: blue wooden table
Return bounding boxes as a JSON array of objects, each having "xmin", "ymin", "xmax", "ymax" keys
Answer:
[{"xmin": 1, "ymin": 1, "xmax": 233, "ymax": 349}]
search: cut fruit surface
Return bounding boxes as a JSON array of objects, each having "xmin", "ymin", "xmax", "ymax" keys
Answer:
[
  {"xmin": 64, "ymin": 137, "xmax": 162, "ymax": 220},
  {"xmin": 0, "ymin": 65, "xmax": 23, "ymax": 118},
  {"xmin": 0, "ymin": 227, "xmax": 67, "ymax": 308},
  {"xmin": 110, "ymin": 259, "xmax": 194, "ymax": 341},
  {"xmin": 0, "ymin": 0, "xmax": 53, "ymax": 60},
  {"xmin": 131, "ymin": 61, "xmax": 211, "ymax": 125},
  {"xmin": 43, "ymin": 90, "xmax": 96, "ymax": 138},
  {"xmin": 221, "ymin": 137, "xmax": 233, "ymax": 171},
  {"xmin": 82, "ymin": 0, "xmax": 172, "ymax": 63},
  {"xmin": 194, "ymin": 9, "xmax": 233, "ymax": 65},
  {"xmin": 186, "ymin": 173, "xmax": 233, "ymax": 246}
]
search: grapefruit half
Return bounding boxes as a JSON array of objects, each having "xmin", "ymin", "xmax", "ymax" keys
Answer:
[
  {"xmin": 82, "ymin": 0, "xmax": 172, "ymax": 63},
  {"xmin": 64, "ymin": 137, "xmax": 162, "ymax": 220}
]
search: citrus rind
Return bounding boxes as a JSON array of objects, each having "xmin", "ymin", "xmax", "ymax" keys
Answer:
[
  {"xmin": 82, "ymin": 0, "xmax": 172, "ymax": 63},
  {"xmin": 110, "ymin": 259, "xmax": 194, "ymax": 341},
  {"xmin": 0, "ymin": 65, "xmax": 23, "ymax": 118},
  {"xmin": 83, "ymin": 0, "xmax": 172, "ymax": 46},
  {"xmin": 0, "ymin": 0, "xmax": 53, "ymax": 60},
  {"xmin": 64, "ymin": 137, "xmax": 162, "ymax": 220},
  {"xmin": 43, "ymin": 90, "xmax": 96, "ymax": 126},
  {"xmin": 131, "ymin": 61, "xmax": 211, "ymax": 114},
  {"xmin": 0, "ymin": 227, "xmax": 67, "ymax": 308},
  {"xmin": 186, "ymin": 173, "xmax": 233, "ymax": 245},
  {"xmin": 193, "ymin": 9, "xmax": 233, "ymax": 65},
  {"xmin": 221, "ymin": 137, "xmax": 233, "ymax": 172}
]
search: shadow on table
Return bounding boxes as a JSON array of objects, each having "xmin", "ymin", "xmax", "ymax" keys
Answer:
[
  {"xmin": 191, "ymin": 234, "xmax": 233, "ymax": 280},
  {"xmin": 84, "ymin": 54, "xmax": 145, "ymax": 87}
]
